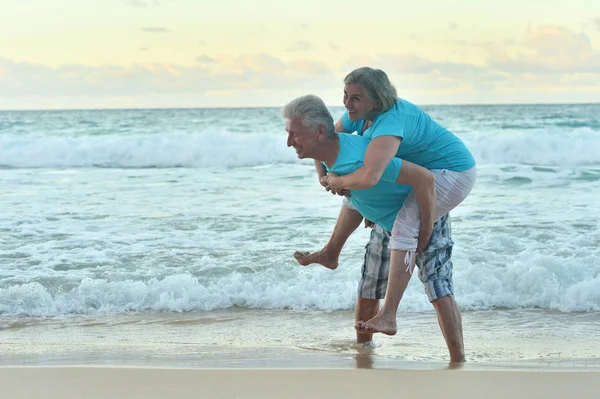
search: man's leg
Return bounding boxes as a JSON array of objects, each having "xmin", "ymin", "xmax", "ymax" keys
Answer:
[
  {"xmin": 418, "ymin": 214, "xmax": 465, "ymax": 362},
  {"xmin": 432, "ymin": 295, "xmax": 465, "ymax": 363},
  {"xmin": 355, "ymin": 298, "xmax": 379, "ymax": 343},
  {"xmin": 354, "ymin": 224, "xmax": 390, "ymax": 343},
  {"xmin": 294, "ymin": 199, "xmax": 363, "ymax": 270}
]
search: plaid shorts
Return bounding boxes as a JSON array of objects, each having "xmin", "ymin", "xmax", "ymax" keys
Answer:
[
  {"xmin": 357, "ymin": 224, "xmax": 391, "ymax": 300},
  {"xmin": 415, "ymin": 213, "xmax": 454, "ymax": 302},
  {"xmin": 357, "ymin": 213, "xmax": 454, "ymax": 302}
]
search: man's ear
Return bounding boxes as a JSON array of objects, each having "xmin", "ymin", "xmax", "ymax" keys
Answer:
[{"xmin": 317, "ymin": 125, "xmax": 326, "ymax": 139}]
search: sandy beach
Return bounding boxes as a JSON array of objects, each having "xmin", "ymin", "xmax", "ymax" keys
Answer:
[{"xmin": 1, "ymin": 367, "xmax": 598, "ymax": 399}]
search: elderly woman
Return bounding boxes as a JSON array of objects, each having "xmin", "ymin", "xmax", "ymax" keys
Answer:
[{"xmin": 302, "ymin": 68, "xmax": 476, "ymax": 351}]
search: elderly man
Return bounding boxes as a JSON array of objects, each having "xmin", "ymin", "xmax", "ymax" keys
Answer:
[{"xmin": 282, "ymin": 94, "xmax": 463, "ymax": 362}]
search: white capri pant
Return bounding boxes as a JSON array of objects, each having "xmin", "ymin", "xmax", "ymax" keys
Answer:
[
  {"xmin": 389, "ymin": 166, "xmax": 476, "ymax": 252},
  {"xmin": 342, "ymin": 196, "xmax": 356, "ymax": 210}
]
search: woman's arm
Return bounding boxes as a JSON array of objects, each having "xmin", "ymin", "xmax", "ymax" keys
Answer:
[
  {"xmin": 325, "ymin": 153, "xmax": 436, "ymax": 253},
  {"xmin": 334, "ymin": 118, "xmax": 345, "ymax": 132},
  {"xmin": 325, "ymin": 135, "xmax": 401, "ymax": 190}
]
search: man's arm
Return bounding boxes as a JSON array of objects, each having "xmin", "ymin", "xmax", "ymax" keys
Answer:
[
  {"xmin": 314, "ymin": 118, "xmax": 345, "ymax": 180},
  {"xmin": 314, "ymin": 118, "xmax": 351, "ymax": 196},
  {"xmin": 314, "ymin": 160, "xmax": 327, "ymax": 181}
]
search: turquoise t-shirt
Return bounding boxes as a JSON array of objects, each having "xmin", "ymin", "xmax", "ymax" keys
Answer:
[
  {"xmin": 323, "ymin": 133, "xmax": 411, "ymax": 232},
  {"xmin": 342, "ymin": 99, "xmax": 475, "ymax": 171},
  {"xmin": 341, "ymin": 112, "xmax": 365, "ymax": 135}
]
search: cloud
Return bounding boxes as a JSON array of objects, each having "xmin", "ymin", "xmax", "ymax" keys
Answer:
[
  {"xmin": 341, "ymin": 25, "xmax": 600, "ymax": 97},
  {"xmin": 487, "ymin": 26, "xmax": 600, "ymax": 74},
  {"xmin": 195, "ymin": 55, "xmax": 216, "ymax": 63},
  {"xmin": 593, "ymin": 18, "xmax": 600, "ymax": 31},
  {"xmin": 140, "ymin": 47, "xmax": 149, "ymax": 52},
  {"xmin": 452, "ymin": 39, "xmax": 515, "ymax": 48},
  {"xmin": 348, "ymin": 54, "xmax": 489, "ymax": 76},
  {"xmin": 0, "ymin": 55, "xmax": 336, "ymax": 99},
  {"xmin": 328, "ymin": 44, "xmax": 340, "ymax": 51},
  {"xmin": 127, "ymin": 0, "xmax": 168, "ymax": 7},
  {"xmin": 286, "ymin": 41, "xmax": 313, "ymax": 52},
  {"xmin": 141, "ymin": 27, "xmax": 170, "ymax": 33},
  {"xmin": 2, "ymin": 25, "xmax": 599, "ymax": 108},
  {"xmin": 342, "ymin": 53, "xmax": 509, "ymax": 95},
  {"xmin": 449, "ymin": 23, "xmax": 458, "ymax": 30}
]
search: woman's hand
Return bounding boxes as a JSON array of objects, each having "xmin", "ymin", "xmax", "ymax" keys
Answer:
[
  {"xmin": 321, "ymin": 173, "xmax": 350, "ymax": 196},
  {"xmin": 417, "ymin": 223, "xmax": 433, "ymax": 254}
]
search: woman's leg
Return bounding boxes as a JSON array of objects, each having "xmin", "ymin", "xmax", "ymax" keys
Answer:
[
  {"xmin": 356, "ymin": 167, "xmax": 476, "ymax": 333},
  {"xmin": 355, "ymin": 248, "xmax": 415, "ymax": 335}
]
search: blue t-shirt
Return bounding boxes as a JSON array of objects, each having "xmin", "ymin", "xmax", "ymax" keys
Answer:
[
  {"xmin": 342, "ymin": 99, "xmax": 475, "ymax": 171},
  {"xmin": 323, "ymin": 133, "xmax": 411, "ymax": 232},
  {"xmin": 340, "ymin": 114, "xmax": 366, "ymax": 136}
]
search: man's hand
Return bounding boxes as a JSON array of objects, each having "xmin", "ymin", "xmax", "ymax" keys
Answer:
[{"xmin": 417, "ymin": 223, "xmax": 433, "ymax": 254}]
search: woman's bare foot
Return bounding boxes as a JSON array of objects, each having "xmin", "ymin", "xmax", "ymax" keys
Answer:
[
  {"xmin": 293, "ymin": 248, "xmax": 339, "ymax": 270},
  {"xmin": 355, "ymin": 311, "xmax": 397, "ymax": 336}
]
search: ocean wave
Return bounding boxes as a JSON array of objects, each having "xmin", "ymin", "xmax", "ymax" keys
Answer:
[
  {"xmin": 467, "ymin": 127, "xmax": 600, "ymax": 166},
  {"xmin": 1, "ymin": 127, "xmax": 599, "ymax": 169},
  {"xmin": 1, "ymin": 259, "xmax": 598, "ymax": 318},
  {"xmin": 0, "ymin": 130, "xmax": 302, "ymax": 169}
]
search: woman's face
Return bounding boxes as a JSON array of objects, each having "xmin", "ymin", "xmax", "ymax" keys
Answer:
[{"xmin": 343, "ymin": 83, "xmax": 378, "ymax": 121}]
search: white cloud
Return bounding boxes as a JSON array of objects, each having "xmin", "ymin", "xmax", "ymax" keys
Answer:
[
  {"xmin": 1, "ymin": 25, "xmax": 599, "ymax": 108},
  {"xmin": 195, "ymin": 55, "xmax": 216, "ymax": 63},
  {"xmin": 286, "ymin": 41, "xmax": 313, "ymax": 52},
  {"xmin": 341, "ymin": 25, "xmax": 600, "ymax": 97},
  {"xmin": 141, "ymin": 27, "xmax": 170, "ymax": 33},
  {"xmin": 127, "ymin": 0, "xmax": 170, "ymax": 7},
  {"xmin": 487, "ymin": 26, "xmax": 600, "ymax": 74},
  {"xmin": 0, "ymin": 55, "xmax": 336, "ymax": 99}
]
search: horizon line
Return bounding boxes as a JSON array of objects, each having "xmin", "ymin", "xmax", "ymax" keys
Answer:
[{"xmin": 1, "ymin": 101, "xmax": 599, "ymax": 112}]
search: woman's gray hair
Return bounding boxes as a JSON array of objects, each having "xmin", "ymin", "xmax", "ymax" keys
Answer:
[
  {"xmin": 344, "ymin": 67, "xmax": 398, "ymax": 115},
  {"xmin": 281, "ymin": 95, "xmax": 335, "ymax": 138}
]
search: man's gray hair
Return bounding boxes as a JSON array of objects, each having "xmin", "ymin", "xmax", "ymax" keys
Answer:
[
  {"xmin": 281, "ymin": 95, "xmax": 336, "ymax": 138},
  {"xmin": 344, "ymin": 67, "xmax": 398, "ymax": 115}
]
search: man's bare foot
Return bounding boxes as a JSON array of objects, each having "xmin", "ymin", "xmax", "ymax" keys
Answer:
[
  {"xmin": 354, "ymin": 312, "xmax": 397, "ymax": 336},
  {"xmin": 293, "ymin": 248, "xmax": 339, "ymax": 270}
]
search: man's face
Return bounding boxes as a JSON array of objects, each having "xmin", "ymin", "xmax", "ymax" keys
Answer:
[
  {"xmin": 343, "ymin": 83, "xmax": 378, "ymax": 121},
  {"xmin": 285, "ymin": 117, "xmax": 319, "ymax": 159}
]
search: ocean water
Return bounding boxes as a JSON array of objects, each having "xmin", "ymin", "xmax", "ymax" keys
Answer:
[{"xmin": 0, "ymin": 104, "xmax": 599, "ymax": 368}]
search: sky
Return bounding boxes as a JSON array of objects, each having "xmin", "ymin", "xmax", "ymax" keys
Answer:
[{"xmin": 1, "ymin": 0, "xmax": 599, "ymax": 109}]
